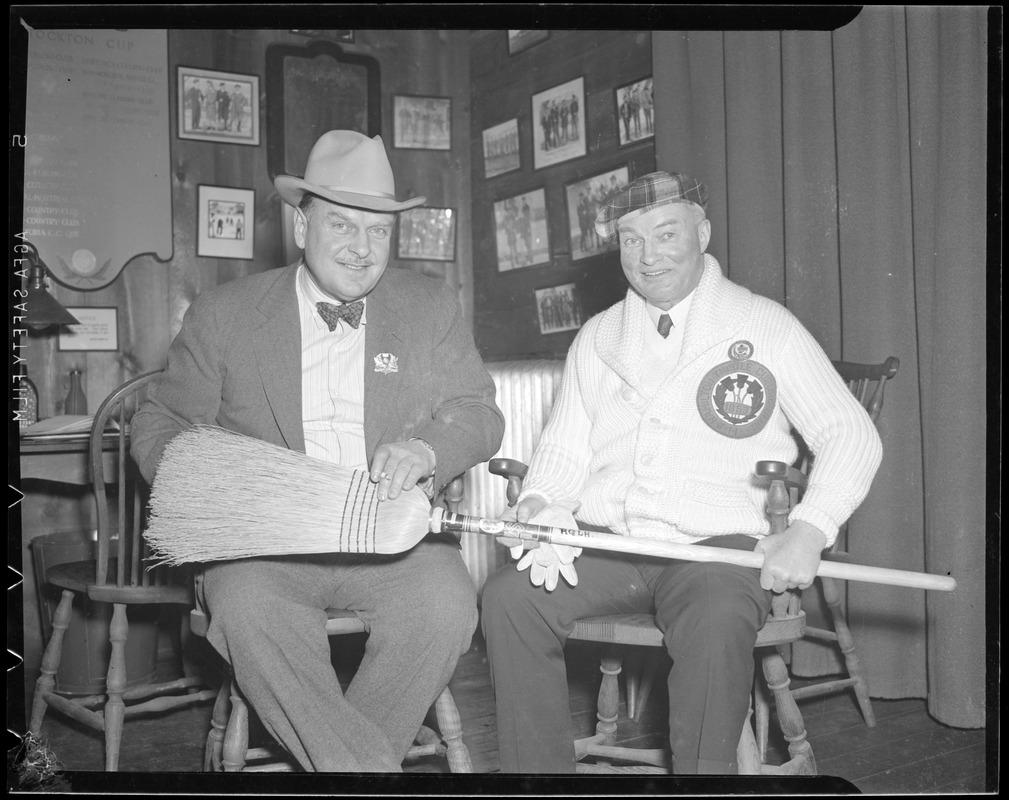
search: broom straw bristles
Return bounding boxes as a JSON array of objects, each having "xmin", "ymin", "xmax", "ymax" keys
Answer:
[{"xmin": 144, "ymin": 425, "xmax": 432, "ymax": 565}]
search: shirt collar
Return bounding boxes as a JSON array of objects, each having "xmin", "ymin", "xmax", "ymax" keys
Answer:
[
  {"xmin": 297, "ymin": 262, "xmax": 368, "ymax": 330},
  {"xmin": 645, "ymin": 288, "xmax": 694, "ymax": 331}
]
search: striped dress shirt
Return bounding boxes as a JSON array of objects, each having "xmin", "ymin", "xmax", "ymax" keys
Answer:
[{"xmin": 295, "ymin": 263, "xmax": 369, "ymax": 469}]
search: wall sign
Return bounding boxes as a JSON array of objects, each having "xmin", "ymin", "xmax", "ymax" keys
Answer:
[
  {"xmin": 58, "ymin": 307, "xmax": 119, "ymax": 352},
  {"xmin": 23, "ymin": 28, "xmax": 173, "ymax": 290}
]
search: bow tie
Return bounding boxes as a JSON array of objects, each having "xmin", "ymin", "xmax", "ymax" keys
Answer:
[{"xmin": 317, "ymin": 300, "xmax": 364, "ymax": 331}]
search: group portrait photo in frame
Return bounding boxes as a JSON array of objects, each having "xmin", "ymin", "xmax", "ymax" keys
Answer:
[
  {"xmin": 615, "ymin": 76, "xmax": 655, "ymax": 146},
  {"xmin": 565, "ymin": 165, "xmax": 630, "ymax": 261},
  {"xmin": 535, "ymin": 283, "xmax": 583, "ymax": 335},
  {"xmin": 493, "ymin": 188, "xmax": 550, "ymax": 272},
  {"xmin": 531, "ymin": 76, "xmax": 587, "ymax": 170},
  {"xmin": 397, "ymin": 207, "xmax": 456, "ymax": 262},
  {"xmin": 178, "ymin": 66, "xmax": 260, "ymax": 145},
  {"xmin": 393, "ymin": 95, "xmax": 452, "ymax": 150},
  {"xmin": 482, "ymin": 118, "xmax": 521, "ymax": 179},
  {"xmin": 197, "ymin": 185, "xmax": 255, "ymax": 260}
]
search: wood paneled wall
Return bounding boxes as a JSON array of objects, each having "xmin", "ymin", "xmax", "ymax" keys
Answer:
[
  {"xmin": 22, "ymin": 28, "xmax": 472, "ymax": 418},
  {"xmin": 469, "ymin": 30, "xmax": 655, "ymax": 361}
]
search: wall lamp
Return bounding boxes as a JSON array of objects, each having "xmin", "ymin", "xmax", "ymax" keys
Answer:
[{"xmin": 22, "ymin": 242, "xmax": 81, "ymax": 330}]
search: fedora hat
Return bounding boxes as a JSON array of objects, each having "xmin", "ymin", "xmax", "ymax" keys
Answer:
[{"xmin": 274, "ymin": 130, "xmax": 426, "ymax": 212}]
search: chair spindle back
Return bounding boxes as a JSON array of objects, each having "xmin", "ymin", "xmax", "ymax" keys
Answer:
[{"xmin": 89, "ymin": 371, "xmax": 164, "ymax": 589}]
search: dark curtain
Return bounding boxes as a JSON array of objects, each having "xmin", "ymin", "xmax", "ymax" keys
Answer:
[{"xmin": 653, "ymin": 6, "xmax": 987, "ymax": 728}]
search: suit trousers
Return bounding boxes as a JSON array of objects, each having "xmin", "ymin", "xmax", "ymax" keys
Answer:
[
  {"xmin": 481, "ymin": 534, "xmax": 772, "ymax": 774},
  {"xmin": 200, "ymin": 538, "xmax": 477, "ymax": 772}
]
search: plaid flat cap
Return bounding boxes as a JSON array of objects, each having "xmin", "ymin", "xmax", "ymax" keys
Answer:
[{"xmin": 594, "ymin": 171, "xmax": 708, "ymax": 240}]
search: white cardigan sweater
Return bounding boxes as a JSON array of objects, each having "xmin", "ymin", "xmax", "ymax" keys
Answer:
[{"xmin": 520, "ymin": 255, "xmax": 883, "ymax": 547}]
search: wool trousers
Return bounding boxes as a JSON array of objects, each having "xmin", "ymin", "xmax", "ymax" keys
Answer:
[
  {"xmin": 481, "ymin": 534, "xmax": 771, "ymax": 774},
  {"xmin": 200, "ymin": 538, "xmax": 477, "ymax": 772}
]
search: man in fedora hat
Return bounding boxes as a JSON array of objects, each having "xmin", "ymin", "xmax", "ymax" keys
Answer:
[
  {"xmin": 132, "ymin": 130, "xmax": 504, "ymax": 771},
  {"xmin": 480, "ymin": 171, "xmax": 882, "ymax": 773}
]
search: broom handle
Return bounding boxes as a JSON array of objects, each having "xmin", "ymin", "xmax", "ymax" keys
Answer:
[{"xmin": 430, "ymin": 510, "xmax": 956, "ymax": 592}]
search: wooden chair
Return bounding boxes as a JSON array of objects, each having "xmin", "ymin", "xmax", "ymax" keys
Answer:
[
  {"xmin": 490, "ymin": 456, "xmax": 812, "ymax": 774},
  {"xmin": 28, "ymin": 370, "xmax": 216, "ymax": 770},
  {"xmin": 617, "ymin": 357, "xmax": 900, "ymax": 739},
  {"xmin": 190, "ymin": 477, "xmax": 473, "ymax": 773},
  {"xmin": 485, "ymin": 356, "xmax": 898, "ymax": 774},
  {"xmin": 783, "ymin": 357, "xmax": 898, "ymax": 728},
  {"xmin": 190, "ymin": 609, "xmax": 471, "ymax": 773}
]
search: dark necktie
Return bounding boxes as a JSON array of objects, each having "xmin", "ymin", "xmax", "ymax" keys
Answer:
[
  {"xmin": 317, "ymin": 301, "xmax": 364, "ymax": 331},
  {"xmin": 657, "ymin": 313, "xmax": 673, "ymax": 339}
]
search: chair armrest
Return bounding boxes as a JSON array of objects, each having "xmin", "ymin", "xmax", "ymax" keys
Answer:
[
  {"xmin": 443, "ymin": 474, "xmax": 465, "ymax": 514},
  {"xmin": 489, "ymin": 458, "xmax": 529, "ymax": 507},
  {"xmin": 755, "ymin": 460, "xmax": 807, "ymax": 494},
  {"xmin": 755, "ymin": 460, "xmax": 808, "ymax": 537}
]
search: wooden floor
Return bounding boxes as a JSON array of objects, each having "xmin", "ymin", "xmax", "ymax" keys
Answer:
[{"xmin": 14, "ymin": 631, "xmax": 993, "ymax": 794}]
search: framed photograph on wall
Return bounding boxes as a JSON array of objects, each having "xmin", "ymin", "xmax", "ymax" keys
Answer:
[
  {"xmin": 58, "ymin": 307, "xmax": 119, "ymax": 352},
  {"xmin": 508, "ymin": 30, "xmax": 549, "ymax": 56},
  {"xmin": 493, "ymin": 188, "xmax": 550, "ymax": 272},
  {"xmin": 393, "ymin": 95, "xmax": 451, "ymax": 150},
  {"xmin": 565, "ymin": 165, "xmax": 631, "ymax": 261},
  {"xmin": 535, "ymin": 283, "xmax": 583, "ymax": 335},
  {"xmin": 482, "ymin": 118, "xmax": 521, "ymax": 179},
  {"xmin": 531, "ymin": 76, "xmax": 587, "ymax": 170},
  {"xmin": 397, "ymin": 207, "xmax": 456, "ymax": 261},
  {"xmin": 178, "ymin": 66, "xmax": 260, "ymax": 145},
  {"xmin": 615, "ymin": 76, "xmax": 655, "ymax": 146},
  {"xmin": 197, "ymin": 185, "xmax": 255, "ymax": 260}
]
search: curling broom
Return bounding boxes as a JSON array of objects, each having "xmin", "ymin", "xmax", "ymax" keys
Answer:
[
  {"xmin": 144, "ymin": 425, "xmax": 956, "ymax": 592},
  {"xmin": 143, "ymin": 425, "xmax": 433, "ymax": 564}
]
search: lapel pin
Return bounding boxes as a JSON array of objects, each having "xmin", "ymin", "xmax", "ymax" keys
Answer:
[{"xmin": 373, "ymin": 353, "xmax": 399, "ymax": 374}]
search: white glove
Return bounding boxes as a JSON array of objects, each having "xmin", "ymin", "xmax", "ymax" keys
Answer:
[{"xmin": 509, "ymin": 504, "xmax": 583, "ymax": 591}]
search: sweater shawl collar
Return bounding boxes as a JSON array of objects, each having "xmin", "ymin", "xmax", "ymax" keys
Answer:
[{"xmin": 594, "ymin": 254, "xmax": 754, "ymax": 387}]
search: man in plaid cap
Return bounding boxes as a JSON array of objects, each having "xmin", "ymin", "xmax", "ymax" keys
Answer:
[{"xmin": 482, "ymin": 171, "xmax": 882, "ymax": 773}]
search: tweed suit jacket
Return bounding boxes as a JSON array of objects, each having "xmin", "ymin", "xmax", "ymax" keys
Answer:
[{"xmin": 131, "ymin": 263, "xmax": 504, "ymax": 496}]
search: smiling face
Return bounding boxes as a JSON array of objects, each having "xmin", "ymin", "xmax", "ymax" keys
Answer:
[
  {"xmin": 617, "ymin": 202, "xmax": 710, "ymax": 311},
  {"xmin": 294, "ymin": 197, "xmax": 396, "ymax": 302}
]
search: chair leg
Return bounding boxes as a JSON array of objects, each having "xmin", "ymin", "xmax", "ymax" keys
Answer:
[
  {"xmin": 433, "ymin": 687, "xmax": 472, "ymax": 773},
  {"xmin": 761, "ymin": 647, "xmax": 816, "ymax": 775},
  {"xmin": 820, "ymin": 576, "xmax": 875, "ymax": 727},
  {"xmin": 595, "ymin": 650, "xmax": 622, "ymax": 744},
  {"xmin": 222, "ymin": 681, "xmax": 249, "ymax": 771},
  {"xmin": 30, "ymin": 590, "xmax": 73, "ymax": 734},
  {"xmin": 204, "ymin": 679, "xmax": 231, "ymax": 771},
  {"xmin": 104, "ymin": 603, "xmax": 129, "ymax": 771}
]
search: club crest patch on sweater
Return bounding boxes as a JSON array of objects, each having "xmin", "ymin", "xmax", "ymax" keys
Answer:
[{"xmin": 697, "ymin": 341, "xmax": 776, "ymax": 438}]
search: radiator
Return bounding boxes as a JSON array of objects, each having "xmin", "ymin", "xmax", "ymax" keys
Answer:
[{"xmin": 458, "ymin": 359, "xmax": 566, "ymax": 591}]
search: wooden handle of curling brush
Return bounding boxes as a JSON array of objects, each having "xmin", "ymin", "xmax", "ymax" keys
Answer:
[{"xmin": 429, "ymin": 509, "xmax": 957, "ymax": 592}]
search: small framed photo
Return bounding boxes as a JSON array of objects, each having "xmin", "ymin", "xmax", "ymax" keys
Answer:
[
  {"xmin": 58, "ymin": 307, "xmax": 119, "ymax": 352},
  {"xmin": 397, "ymin": 207, "xmax": 457, "ymax": 261},
  {"xmin": 615, "ymin": 76, "xmax": 655, "ymax": 146},
  {"xmin": 532, "ymin": 76, "xmax": 587, "ymax": 170},
  {"xmin": 508, "ymin": 30, "xmax": 549, "ymax": 56},
  {"xmin": 197, "ymin": 185, "xmax": 255, "ymax": 260},
  {"xmin": 178, "ymin": 66, "xmax": 260, "ymax": 145},
  {"xmin": 535, "ymin": 283, "xmax": 583, "ymax": 335},
  {"xmin": 493, "ymin": 188, "xmax": 551, "ymax": 272},
  {"xmin": 393, "ymin": 95, "xmax": 452, "ymax": 150},
  {"xmin": 565, "ymin": 166, "xmax": 631, "ymax": 261},
  {"xmin": 482, "ymin": 118, "xmax": 521, "ymax": 179}
]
